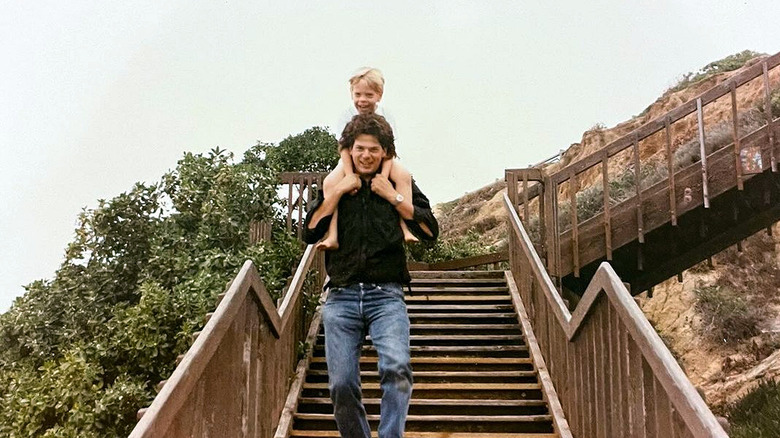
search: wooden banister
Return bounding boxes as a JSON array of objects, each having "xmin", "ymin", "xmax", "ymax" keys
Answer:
[
  {"xmin": 503, "ymin": 193, "xmax": 727, "ymax": 437},
  {"xmin": 129, "ymin": 246, "xmax": 322, "ymax": 438}
]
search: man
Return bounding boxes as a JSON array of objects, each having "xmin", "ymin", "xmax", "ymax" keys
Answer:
[{"xmin": 304, "ymin": 113, "xmax": 438, "ymax": 438}]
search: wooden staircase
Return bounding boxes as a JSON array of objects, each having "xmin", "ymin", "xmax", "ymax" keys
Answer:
[{"xmin": 283, "ymin": 270, "xmax": 565, "ymax": 438}]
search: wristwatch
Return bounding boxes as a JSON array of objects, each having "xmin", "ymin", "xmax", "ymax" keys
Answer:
[{"xmin": 393, "ymin": 193, "xmax": 404, "ymax": 206}]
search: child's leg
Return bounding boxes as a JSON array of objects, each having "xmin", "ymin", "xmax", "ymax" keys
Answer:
[
  {"xmin": 317, "ymin": 161, "xmax": 347, "ymax": 251},
  {"xmin": 383, "ymin": 160, "xmax": 418, "ymax": 243}
]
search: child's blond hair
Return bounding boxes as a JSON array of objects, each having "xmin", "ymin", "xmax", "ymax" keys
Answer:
[{"xmin": 349, "ymin": 67, "xmax": 385, "ymax": 94}]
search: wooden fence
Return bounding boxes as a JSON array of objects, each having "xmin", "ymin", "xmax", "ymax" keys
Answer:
[
  {"xmin": 507, "ymin": 52, "xmax": 780, "ymax": 286},
  {"xmin": 504, "ymin": 193, "xmax": 727, "ymax": 438},
  {"xmin": 129, "ymin": 246, "xmax": 323, "ymax": 438},
  {"xmin": 279, "ymin": 172, "xmax": 327, "ymax": 239}
]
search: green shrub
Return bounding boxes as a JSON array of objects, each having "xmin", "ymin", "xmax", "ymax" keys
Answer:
[
  {"xmin": 670, "ymin": 50, "xmax": 764, "ymax": 92},
  {"xmin": 728, "ymin": 379, "xmax": 780, "ymax": 438},
  {"xmin": 694, "ymin": 284, "xmax": 760, "ymax": 344},
  {"xmin": 408, "ymin": 230, "xmax": 494, "ymax": 265}
]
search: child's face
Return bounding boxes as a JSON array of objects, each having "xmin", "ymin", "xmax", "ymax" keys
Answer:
[{"xmin": 351, "ymin": 80, "xmax": 382, "ymax": 115}]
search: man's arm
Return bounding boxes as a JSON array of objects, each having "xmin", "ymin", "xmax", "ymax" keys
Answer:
[
  {"xmin": 303, "ymin": 173, "xmax": 361, "ymax": 244},
  {"xmin": 404, "ymin": 180, "xmax": 438, "ymax": 240}
]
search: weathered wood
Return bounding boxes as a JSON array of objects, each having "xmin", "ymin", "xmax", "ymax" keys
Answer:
[
  {"xmin": 731, "ymin": 82, "xmax": 745, "ymax": 190},
  {"xmin": 602, "ymin": 153, "xmax": 613, "ymax": 260},
  {"xmin": 505, "ymin": 272, "xmax": 573, "ymax": 438},
  {"xmin": 697, "ymin": 98, "xmax": 711, "ymax": 209},
  {"xmin": 570, "ymin": 171, "xmax": 580, "ymax": 277},
  {"xmin": 549, "ymin": 51, "xmax": 780, "ymax": 186},
  {"xmin": 504, "ymin": 193, "xmax": 728, "ymax": 437},
  {"xmin": 764, "ymin": 62, "xmax": 778, "ymax": 171}
]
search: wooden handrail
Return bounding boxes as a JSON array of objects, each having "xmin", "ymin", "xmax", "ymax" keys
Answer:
[
  {"xmin": 129, "ymin": 246, "xmax": 321, "ymax": 438},
  {"xmin": 407, "ymin": 250, "xmax": 508, "ymax": 271},
  {"xmin": 549, "ymin": 52, "xmax": 780, "ymax": 185},
  {"xmin": 503, "ymin": 193, "xmax": 727, "ymax": 437}
]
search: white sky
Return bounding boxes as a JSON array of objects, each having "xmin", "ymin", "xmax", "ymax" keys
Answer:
[{"xmin": 2, "ymin": 0, "xmax": 780, "ymax": 312}]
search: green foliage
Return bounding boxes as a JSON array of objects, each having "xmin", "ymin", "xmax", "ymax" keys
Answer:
[
  {"xmin": 407, "ymin": 230, "xmax": 493, "ymax": 264},
  {"xmin": 0, "ymin": 144, "xmax": 306, "ymax": 436},
  {"xmin": 728, "ymin": 379, "xmax": 780, "ymax": 438},
  {"xmin": 247, "ymin": 126, "xmax": 338, "ymax": 174},
  {"xmin": 670, "ymin": 50, "xmax": 765, "ymax": 92},
  {"xmin": 693, "ymin": 284, "xmax": 760, "ymax": 344}
]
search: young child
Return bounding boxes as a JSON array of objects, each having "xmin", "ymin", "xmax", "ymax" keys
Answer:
[{"xmin": 317, "ymin": 67, "xmax": 416, "ymax": 250}]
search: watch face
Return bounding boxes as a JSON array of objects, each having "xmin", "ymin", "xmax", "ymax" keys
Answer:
[{"xmin": 395, "ymin": 193, "xmax": 404, "ymax": 204}]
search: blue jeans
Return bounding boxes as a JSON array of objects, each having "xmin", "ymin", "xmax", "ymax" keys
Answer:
[{"xmin": 322, "ymin": 282, "xmax": 412, "ymax": 438}]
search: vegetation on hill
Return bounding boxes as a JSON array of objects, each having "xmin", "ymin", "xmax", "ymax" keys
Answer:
[{"xmin": 0, "ymin": 128, "xmax": 337, "ymax": 437}]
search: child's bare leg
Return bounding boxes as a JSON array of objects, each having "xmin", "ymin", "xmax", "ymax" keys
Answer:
[
  {"xmin": 383, "ymin": 160, "xmax": 418, "ymax": 243},
  {"xmin": 316, "ymin": 162, "xmax": 346, "ymax": 250}
]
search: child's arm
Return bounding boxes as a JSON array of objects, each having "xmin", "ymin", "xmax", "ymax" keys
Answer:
[{"xmin": 340, "ymin": 148, "xmax": 355, "ymax": 175}]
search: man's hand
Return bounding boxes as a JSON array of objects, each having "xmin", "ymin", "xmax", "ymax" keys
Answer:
[{"xmin": 370, "ymin": 174, "xmax": 396, "ymax": 202}]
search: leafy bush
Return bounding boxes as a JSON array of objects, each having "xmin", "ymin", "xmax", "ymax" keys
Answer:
[
  {"xmin": 693, "ymin": 284, "xmax": 761, "ymax": 344},
  {"xmin": 247, "ymin": 126, "xmax": 338, "ymax": 174},
  {"xmin": 728, "ymin": 379, "xmax": 780, "ymax": 438},
  {"xmin": 0, "ymin": 142, "xmax": 310, "ymax": 436},
  {"xmin": 407, "ymin": 230, "xmax": 494, "ymax": 265}
]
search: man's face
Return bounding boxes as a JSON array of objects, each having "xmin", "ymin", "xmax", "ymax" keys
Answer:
[
  {"xmin": 351, "ymin": 80, "xmax": 382, "ymax": 115},
  {"xmin": 350, "ymin": 134, "xmax": 385, "ymax": 176}
]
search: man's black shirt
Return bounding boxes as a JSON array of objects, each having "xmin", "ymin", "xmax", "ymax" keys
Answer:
[{"xmin": 303, "ymin": 178, "xmax": 438, "ymax": 288}]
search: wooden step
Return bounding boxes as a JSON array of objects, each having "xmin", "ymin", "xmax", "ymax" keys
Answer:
[
  {"xmin": 316, "ymin": 334, "xmax": 525, "ymax": 344},
  {"xmin": 312, "ymin": 345, "xmax": 529, "ymax": 358},
  {"xmin": 293, "ymin": 413, "xmax": 554, "ymax": 433},
  {"xmin": 296, "ymin": 397, "xmax": 549, "ymax": 416},
  {"xmin": 406, "ymin": 304, "xmax": 515, "ymax": 311},
  {"xmin": 405, "ymin": 295, "xmax": 511, "ymax": 302},
  {"xmin": 408, "ymin": 287, "xmax": 510, "ymax": 294},
  {"xmin": 409, "ymin": 270, "xmax": 505, "ymax": 279},
  {"xmin": 290, "ymin": 431, "xmax": 557, "ymax": 438},
  {"xmin": 408, "ymin": 312, "xmax": 517, "ymax": 319},
  {"xmin": 304, "ymin": 370, "xmax": 539, "ymax": 385},
  {"xmin": 409, "ymin": 277, "xmax": 508, "ymax": 285}
]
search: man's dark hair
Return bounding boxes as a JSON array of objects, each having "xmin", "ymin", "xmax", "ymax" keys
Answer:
[{"xmin": 338, "ymin": 113, "xmax": 397, "ymax": 158}]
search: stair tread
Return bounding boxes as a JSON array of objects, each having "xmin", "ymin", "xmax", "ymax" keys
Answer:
[
  {"xmin": 305, "ymin": 370, "xmax": 537, "ymax": 377},
  {"xmin": 407, "ymin": 304, "xmax": 514, "ymax": 310},
  {"xmin": 406, "ymin": 295, "xmax": 510, "ymax": 302},
  {"xmin": 295, "ymin": 413, "xmax": 552, "ymax": 422},
  {"xmin": 409, "ymin": 287, "xmax": 509, "ymax": 293},
  {"xmin": 409, "ymin": 312, "xmax": 517, "ymax": 318},
  {"xmin": 290, "ymin": 431, "xmax": 557, "ymax": 437},
  {"xmin": 409, "ymin": 270, "xmax": 505, "ymax": 279},
  {"xmin": 303, "ymin": 383, "xmax": 541, "ymax": 390},
  {"xmin": 317, "ymin": 334, "xmax": 525, "ymax": 341},
  {"xmin": 310, "ymin": 356, "xmax": 533, "ymax": 364},
  {"xmin": 298, "ymin": 397, "xmax": 546, "ymax": 406},
  {"xmin": 410, "ymin": 278, "xmax": 507, "ymax": 284}
]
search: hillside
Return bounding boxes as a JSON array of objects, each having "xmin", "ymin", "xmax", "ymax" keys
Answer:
[{"xmin": 432, "ymin": 51, "xmax": 780, "ymax": 417}]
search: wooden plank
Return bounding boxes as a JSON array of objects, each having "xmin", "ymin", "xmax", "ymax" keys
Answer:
[
  {"xmin": 665, "ymin": 116, "xmax": 679, "ymax": 224},
  {"xmin": 290, "ymin": 431, "xmax": 559, "ymax": 438},
  {"xmin": 523, "ymin": 171, "xmax": 530, "ymax": 223},
  {"xmin": 602, "ymin": 153, "xmax": 613, "ymax": 259},
  {"xmin": 642, "ymin": 362, "xmax": 657, "ymax": 438},
  {"xmin": 570, "ymin": 171, "xmax": 580, "ymax": 277},
  {"xmin": 507, "ymin": 170, "xmax": 519, "ymax": 211},
  {"xmin": 633, "ymin": 133, "xmax": 645, "ymax": 243},
  {"xmin": 605, "ymin": 304, "xmax": 618, "ymax": 438},
  {"xmin": 505, "ymin": 272, "xmax": 573, "ymax": 438},
  {"xmin": 697, "ymin": 98, "xmax": 711, "ymax": 208},
  {"xmin": 584, "ymin": 314, "xmax": 595, "ymax": 438},
  {"xmin": 654, "ymin": 381, "xmax": 674, "ymax": 438},
  {"xmin": 731, "ymin": 82, "xmax": 745, "ymax": 190},
  {"xmin": 764, "ymin": 61, "xmax": 777, "ymax": 171},
  {"xmin": 424, "ymin": 251, "xmax": 509, "ymax": 271},
  {"xmin": 596, "ymin": 302, "xmax": 608, "ymax": 438}
]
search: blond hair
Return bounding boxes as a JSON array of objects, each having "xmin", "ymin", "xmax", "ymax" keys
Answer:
[{"xmin": 349, "ymin": 67, "xmax": 385, "ymax": 94}]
